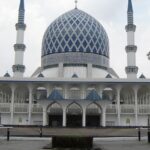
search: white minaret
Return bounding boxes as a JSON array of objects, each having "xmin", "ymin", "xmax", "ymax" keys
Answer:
[
  {"xmin": 125, "ymin": 0, "xmax": 138, "ymax": 78},
  {"xmin": 12, "ymin": 0, "xmax": 26, "ymax": 78}
]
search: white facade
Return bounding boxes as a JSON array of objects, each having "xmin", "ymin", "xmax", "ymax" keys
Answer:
[{"xmin": 0, "ymin": 79, "xmax": 150, "ymax": 127}]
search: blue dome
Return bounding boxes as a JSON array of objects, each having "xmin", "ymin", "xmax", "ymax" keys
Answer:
[{"xmin": 42, "ymin": 9, "xmax": 109, "ymax": 58}]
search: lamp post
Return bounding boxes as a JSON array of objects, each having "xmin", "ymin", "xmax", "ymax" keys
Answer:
[
  {"xmin": 147, "ymin": 53, "xmax": 150, "ymax": 142},
  {"xmin": 148, "ymin": 114, "xmax": 150, "ymax": 143}
]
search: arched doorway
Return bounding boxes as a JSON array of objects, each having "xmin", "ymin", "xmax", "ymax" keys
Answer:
[
  {"xmin": 66, "ymin": 103, "xmax": 82, "ymax": 127},
  {"xmin": 86, "ymin": 103, "xmax": 101, "ymax": 127},
  {"xmin": 47, "ymin": 102, "xmax": 63, "ymax": 127}
]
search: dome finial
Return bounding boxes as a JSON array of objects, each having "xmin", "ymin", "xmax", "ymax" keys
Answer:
[{"xmin": 75, "ymin": 0, "xmax": 78, "ymax": 9}]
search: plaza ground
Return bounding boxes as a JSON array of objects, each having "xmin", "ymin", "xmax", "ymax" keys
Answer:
[
  {"xmin": 0, "ymin": 127, "xmax": 149, "ymax": 137},
  {"xmin": 0, "ymin": 138, "xmax": 150, "ymax": 150},
  {"xmin": 0, "ymin": 128, "xmax": 150, "ymax": 150}
]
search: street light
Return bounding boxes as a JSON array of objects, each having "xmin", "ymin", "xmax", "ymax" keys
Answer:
[
  {"xmin": 147, "ymin": 54, "xmax": 150, "ymax": 142},
  {"xmin": 148, "ymin": 114, "xmax": 150, "ymax": 143}
]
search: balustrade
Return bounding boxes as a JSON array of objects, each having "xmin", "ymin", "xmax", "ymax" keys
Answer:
[{"xmin": 0, "ymin": 103, "xmax": 10, "ymax": 113}]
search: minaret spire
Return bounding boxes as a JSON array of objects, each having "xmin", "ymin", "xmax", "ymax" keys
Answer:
[
  {"xmin": 12, "ymin": 0, "xmax": 26, "ymax": 78},
  {"xmin": 18, "ymin": 0, "xmax": 25, "ymax": 23},
  {"xmin": 127, "ymin": 0, "xmax": 133, "ymax": 24},
  {"xmin": 125, "ymin": 0, "xmax": 138, "ymax": 79},
  {"xmin": 128, "ymin": 0, "xmax": 133, "ymax": 12},
  {"xmin": 75, "ymin": 0, "xmax": 78, "ymax": 9}
]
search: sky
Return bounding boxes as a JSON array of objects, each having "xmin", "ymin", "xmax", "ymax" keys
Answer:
[{"xmin": 0, "ymin": 0, "xmax": 150, "ymax": 78}]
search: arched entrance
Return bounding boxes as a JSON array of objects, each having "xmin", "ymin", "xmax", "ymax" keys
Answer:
[
  {"xmin": 86, "ymin": 103, "xmax": 101, "ymax": 127},
  {"xmin": 66, "ymin": 103, "xmax": 82, "ymax": 127},
  {"xmin": 47, "ymin": 103, "xmax": 63, "ymax": 127}
]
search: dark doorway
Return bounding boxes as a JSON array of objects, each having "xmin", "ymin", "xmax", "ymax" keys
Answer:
[
  {"xmin": 49, "ymin": 115, "xmax": 63, "ymax": 127},
  {"xmin": 67, "ymin": 114, "xmax": 82, "ymax": 127},
  {"xmin": 86, "ymin": 115, "xmax": 101, "ymax": 127}
]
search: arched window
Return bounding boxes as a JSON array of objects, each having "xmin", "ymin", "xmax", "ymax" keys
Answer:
[
  {"xmin": 14, "ymin": 86, "xmax": 29, "ymax": 103},
  {"xmin": 0, "ymin": 86, "xmax": 11, "ymax": 103},
  {"xmin": 120, "ymin": 87, "xmax": 135, "ymax": 104},
  {"xmin": 138, "ymin": 87, "xmax": 150, "ymax": 105}
]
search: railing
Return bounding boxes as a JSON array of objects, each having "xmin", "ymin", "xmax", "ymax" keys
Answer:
[
  {"xmin": 32, "ymin": 104, "xmax": 43, "ymax": 114},
  {"xmin": 120, "ymin": 105, "xmax": 135, "ymax": 114},
  {"xmin": 1, "ymin": 103, "xmax": 150, "ymax": 115},
  {"xmin": 138, "ymin": 105, "xmax": 150, "ymax": 114},
  {"xmin": 14, "ymin": 104, "xmax": 28, "ymax": 113},
  {"xmin": 0, "ymin": 103, "xmax": 10, "ymax": 113},
  {"xmin": 106, "ymin": 105, "xmax": 117, "ymax": 114}
]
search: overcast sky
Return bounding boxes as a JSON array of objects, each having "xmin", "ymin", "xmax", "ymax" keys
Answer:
[{"xmin": 0, "ymin": 0, "xmax": 150, "ymax": 78}]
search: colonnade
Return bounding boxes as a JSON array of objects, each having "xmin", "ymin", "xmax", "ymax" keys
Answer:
[{"xmin": 0, "ymin": 83, "xmax": 149, "ymax": 126}]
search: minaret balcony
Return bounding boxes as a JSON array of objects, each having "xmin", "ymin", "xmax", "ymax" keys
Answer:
[
  {"xmin": 14, "ymin": 44, "xmax": 26, "ymax": 51},
  {"xmin": 125, "ymin": 24, "xmax": 136, "ymax": 32},
  {"xmin": 15, "ymin": 23, "xmax": 26, "ymax": 30},
  {"xmin": 125, "ymin": 66, "xmax": 138, "ymax": 74},
  {"xmin": 125, "ymin": 45, "xmax": 137, "ymax": 52},
  {"xmin": 12, "ymin": 64, "xmax": 25, "ymax": 73}
]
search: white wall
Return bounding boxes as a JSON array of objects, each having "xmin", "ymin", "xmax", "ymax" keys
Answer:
[
  {"xmin": 1, "ymin": 114, "xmax": 10, "ymax": 125},
  {"xmin": 42, "ymin": 68, "xmax": 58, "ymax": 78},
  {"xmin": 64, "ymin": 66, "xmax": 87, "ymax": 78}
]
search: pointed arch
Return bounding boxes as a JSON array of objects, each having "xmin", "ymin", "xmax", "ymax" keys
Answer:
[
  {"xmin": 86, "ymin": 102, "xmax": 102, "ymax": 127},
  {"xmin": 86, "ymin": 102, "xmax": 102, "ymax": 114},
  {"xmin": 66, "ymin": 102, "xmax": 83, "ymax": 127},
  {"xmin": 66, "ymin": 102, "xmax": 83, "ymax": 114},
  {"xmin": 47, "ymin": 102, "xmax": 63, "ymax": 127},
  {"xmin": 47, "ymin": 102, "xmax": 63, "ymax": 114}
]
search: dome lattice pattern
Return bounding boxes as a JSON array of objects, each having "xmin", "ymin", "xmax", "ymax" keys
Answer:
[{"xmin": 42, "ymin": 9, "xmax": 109, "ymax": 58}]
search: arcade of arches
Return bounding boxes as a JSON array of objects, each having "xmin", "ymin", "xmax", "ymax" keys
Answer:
[{"xmin": 45, "ymin": 102, "xmax": 103, "ymax": 127}]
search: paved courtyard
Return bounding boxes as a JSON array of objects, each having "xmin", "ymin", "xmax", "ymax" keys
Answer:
[
  {"xmin": 0, "ymin": 140, "xmax": 49, "ymax": 150},
  {"xmin": 0, "ymin": 128, "xmax": 150, "ymax": 150},
  {"xmin": 95, "ymin": 139, "xmax": 150, "ymax": 150},
  {"xmin": 0, "ymin": 127, "xmax": 148, "ymax": 137},
  {"xmin": 0, "ymin": 138, "xmax": 150, "ymax": 150}
]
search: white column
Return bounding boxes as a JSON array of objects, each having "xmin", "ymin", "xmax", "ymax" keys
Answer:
[
  {"xmin": 64, "ymin": 84, "xmax": 69, "ymax": 99},
  {"xmin": 46, "ymin": 85, "xmax": 52, "ymax": 97},
  {"xmin": 87, "ymin": 63, "xmax": 92, "ymax": 78},
  {"xmin": 97, "ymin": 85, "xmax": 105, "ymax": 99},
  {"xmin": 10, "ymin": 85, "xmax": 16, "ymax": 125},
  {"xmin": 116, "ymin": 86, "xmax": 121, "ymax": 126},
  {"xmin": 133, "ymin": 86, "xmax": 139, "ymax": 126},
  {"xmin": 28, "ymin": 85, "xmax": 33, "ymax": 125},
  {"xmin": 63, "ymin": 108, "xmax": 66, "ymax": 127},
  {"xmin": 81, "ymin": 85, "xmax": 86, "ymax": 99},
  {"xmin": 102, "ymin": 107, "xmax": 106, "ymax": 127},
  {"xmin": 82, "ymin": 108, "xmax": 86, "ymax": 127},
  {"xmin": 58, "ymin": 63, "xmax": 64, "ymax": 77},
  {"xmin": 43, "ymin": 107, "xmax": 47, "ymax": 126}
]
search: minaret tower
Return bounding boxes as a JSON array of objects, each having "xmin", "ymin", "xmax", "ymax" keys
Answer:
[
  {"xmin": 125, "ymin": 0, "xmax": 138, "ymax": 78},
  {"xmin": 12, "ymin": 0, "xmax": 26, "ymax": 78}
]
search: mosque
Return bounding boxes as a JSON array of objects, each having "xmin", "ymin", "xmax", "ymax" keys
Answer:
[{"xmin": 0, "ymin": 0, "xmax": 150, "ymax": 127}]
